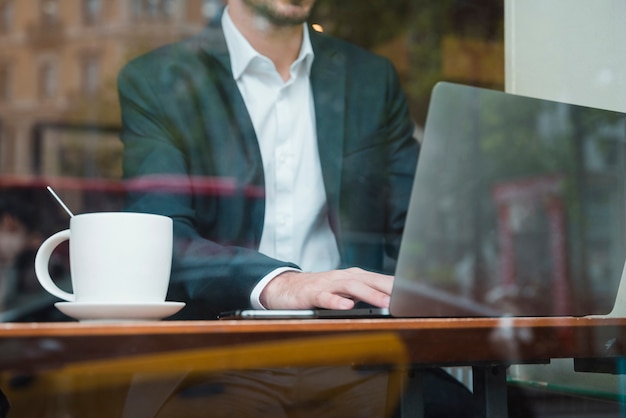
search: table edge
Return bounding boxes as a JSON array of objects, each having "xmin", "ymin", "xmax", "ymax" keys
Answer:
[{"xmin": 1, "ymin": 316, "xmax": 625, "ymax": 338}]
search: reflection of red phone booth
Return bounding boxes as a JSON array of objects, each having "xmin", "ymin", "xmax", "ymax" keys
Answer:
[{"xmin": 492, "ymin": 175, "xmax": 570, "ymax": 315}]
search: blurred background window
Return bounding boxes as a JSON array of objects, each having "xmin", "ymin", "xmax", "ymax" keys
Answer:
[
  {"xmin": 82, "ymin": 0, "xmax": 101, "ymax": 25},
  {"xmin": 132, "ymin": 0, "xmax": 176, "ymax": 20},
  {"xmin": 0, "ymin": 0, "xmax": 12, "ymax": 33},
  {"xmin": 80, "ymin": 54, "xmax": 100, "ymax": 96},
  {"xmin": 37, "ymin": 61, "xmax": 57, "ymax": 99},
  {"xmin": 0, "ymin": 62, "xmax": 9, "ymax": 102},
  {"xmin": 39, "ymin": 0, "xmax": 58, "ymax": 27}
]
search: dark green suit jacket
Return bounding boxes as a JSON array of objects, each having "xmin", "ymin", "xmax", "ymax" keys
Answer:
[{"xmin": 118, "ymin": 25, "xmax": 419, "ymax": 319}]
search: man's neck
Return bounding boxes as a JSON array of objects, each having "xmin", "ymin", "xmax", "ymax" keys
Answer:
[{"xmin": 227, "ymin": 4, "xmax": 304, "ymax": 81}]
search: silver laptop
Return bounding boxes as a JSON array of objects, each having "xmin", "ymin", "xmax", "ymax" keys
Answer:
[
  {"xmin": 389, "ymin": 82, "xmax": 626, "ymax": 317},
  {"xmin": 220, "ymin": 82, "xmax": 626, "ymax": 319}
]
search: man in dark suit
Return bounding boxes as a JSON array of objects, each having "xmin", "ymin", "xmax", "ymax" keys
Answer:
[
  {"xmin": 119, "ymin": 0, "xmax": 417, "ymax": 319},
  {"xmin": 119, "ymin": 0, "xmax": 476, "ymax": 416}
]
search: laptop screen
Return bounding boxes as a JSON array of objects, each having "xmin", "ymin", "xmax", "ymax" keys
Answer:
[{"xmin": 390, "ymin": 82, "xmax": 626, "ymax": 317}]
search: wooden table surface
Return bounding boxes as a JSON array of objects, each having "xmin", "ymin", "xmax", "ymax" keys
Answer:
[{"xmin": 1, "ymin": 316, "xmax": 625, "ymax": 373}]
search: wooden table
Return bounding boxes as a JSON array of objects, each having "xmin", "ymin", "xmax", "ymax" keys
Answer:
[{"xmin": 1, "ymin": 317, "xmax": 625, "ymax": 417}]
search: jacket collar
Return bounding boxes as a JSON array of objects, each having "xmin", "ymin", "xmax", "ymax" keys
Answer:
[{"xmin": 196, "ymin": 26, "xmax": 346, "ymax": 212}]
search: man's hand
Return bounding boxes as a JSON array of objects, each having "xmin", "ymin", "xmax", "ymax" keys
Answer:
[{"xmin": 259, "ymin": 268, "xmax": 393, "ymax": 310}]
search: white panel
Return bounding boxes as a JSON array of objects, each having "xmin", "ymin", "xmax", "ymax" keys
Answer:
[{"xmin": 505, "ymin": 0, "xmax": 626, "ymax": 112}]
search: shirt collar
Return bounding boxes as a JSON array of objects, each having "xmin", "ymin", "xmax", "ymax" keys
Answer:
[{"xmin": 221, "ymin": 6, "xmax": 314, "ymax": 81}]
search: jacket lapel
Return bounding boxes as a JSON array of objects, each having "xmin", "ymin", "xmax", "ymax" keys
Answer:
[
  {"xmin": 197, "ymin": 27, "xmax": 259, "ymax": 160},
  {"xmin": 193, "ymin": 27, "xmax": 347, "ymax": 244},
  {"xmin": 196, "ymin": 27, "xmax": 266, "ymax": 243},
  {"xmin": 196, "ymin": 27, "xmax": 346, "ymax": 209},
  {"xmin": 310, "ymin": 32, "xmax": 346, "ymax": 218}
]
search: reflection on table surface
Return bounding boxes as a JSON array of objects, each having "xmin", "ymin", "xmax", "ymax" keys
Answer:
[
  {"xmin": 1, "ymin": 317, "xmax": 626, "ymax": 417},
  {"xmin": 2, "ymin": 317, "xmax": 626, "ymax": 369},
  {"xmin": 1, "ymin": 328, "xmax": 408, "ymax": 417}
]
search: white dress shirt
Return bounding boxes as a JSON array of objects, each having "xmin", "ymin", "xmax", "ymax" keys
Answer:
[{"xmin": 222, "ymin": 9, "xmax": 341, "ymax": 308}]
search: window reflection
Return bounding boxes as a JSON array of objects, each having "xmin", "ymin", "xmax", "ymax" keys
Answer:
[
  {"xmin": 82, "ymin": 0, "xmax": 101, "ymax": 25},
  {"xmin": 399, "ymin": 85, "xmax": 626, "ymax": 316},
  {"xmin": 38, "ymin": 61, "xmax": 57, "ymax": 99},
  {"xmin": 40, "ymin": 0, "xmax": 59, "ymax": 27},
  {"xmin": 80, "ymin": 54, "xmax": 100, "ymax": 96},
  {"xmin": 0, "ymin": 1, "xmax": 510, "ymax": 324},
  {"xmin": 0, "ymin": 0, "xmax": 506, "ymax": 325},
  {"xmin": 0, "ymin": 62, "xmax": 9, "ymax": 102},
  {"xmin": 131, "ymin": 0, "xmax": 176, "ymax": 20},
  {"xmin": 1, "ymin": 0, "xmax": 625, "ymax": 415},
  {"xmin": 0, "ymin": 0, "xmax": 12, "ymax": 33}
]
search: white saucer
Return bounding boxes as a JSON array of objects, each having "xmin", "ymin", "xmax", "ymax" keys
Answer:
[{"xmin": 55, "ymin": 301, "xmax": 186, "ymax": 322}]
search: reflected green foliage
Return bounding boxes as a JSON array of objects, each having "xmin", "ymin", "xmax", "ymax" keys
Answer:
[
  {"xmin": 312, "ymin": 0, "xmax": 503, "ymax": 49},
  {"xmin": 312, "ymin": 0, "xmax": 504, "ymax": 125},
  {"xmin": 312, "ymin": 0, "xmax": 415, "ymax": 49}
]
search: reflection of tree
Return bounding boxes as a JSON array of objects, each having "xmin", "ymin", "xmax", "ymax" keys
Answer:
[
  {"xmin": 312, "ymin": 0, "xmax": 504, "ymax": 126},
  {"xmin": 480, "ymin": 101, "xmax": 576, "ymax": 182},
  {"xmin": 312, "ymin": 0, "xmax": 502, "ymax": 51},
  {"xmin": 312, "ymin": 0, "xmax": 414, "ymax": 49}
]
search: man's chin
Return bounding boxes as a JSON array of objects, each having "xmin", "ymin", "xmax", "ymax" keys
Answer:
[
  {"xmin": 268, "ymin": 6, "xmax": 312, "ymax": 26},
  {"xmin": 244, "ymin": 0, "xmax": 314, "ymax": 27}
]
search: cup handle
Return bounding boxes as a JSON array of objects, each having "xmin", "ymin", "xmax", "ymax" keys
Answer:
[{"xmin": 34, "ymin": 229, "xmax": 75, "ymax": 302}]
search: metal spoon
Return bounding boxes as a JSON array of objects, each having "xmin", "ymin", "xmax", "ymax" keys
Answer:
[{"xmin": 46, "ymin": 186, "xmax": 75, "ymax": 218}]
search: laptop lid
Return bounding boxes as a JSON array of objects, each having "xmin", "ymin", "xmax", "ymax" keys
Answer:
[{"xmin": 390, "ymin": 82, "xmax": 626, "ymax": 317}]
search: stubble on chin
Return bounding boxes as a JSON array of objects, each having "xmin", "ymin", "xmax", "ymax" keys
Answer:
[{"xmin": 243, "ymin": 0, "xmax": 314, "ymax": 27}]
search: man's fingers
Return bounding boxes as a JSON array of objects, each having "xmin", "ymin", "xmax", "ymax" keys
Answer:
[
  {"xmin": 315, "ymin": 292, "xmax": 356, "ymax": 310},
  {"xmin": 261, "ymin": 268, "xmax": 394, "ymax": 310},
  {"xmin": 316, "ymin": 273, "xmax": 392, "ymax": 309},
  {"xmin": 343, "ymin": 268, "xmax": 394, "ymax": 294}
]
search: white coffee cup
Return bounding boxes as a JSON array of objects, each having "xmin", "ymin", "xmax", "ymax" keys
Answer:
[{"xmin": 35, "ymin": 212, "xmax": 173, "ymax": 304}]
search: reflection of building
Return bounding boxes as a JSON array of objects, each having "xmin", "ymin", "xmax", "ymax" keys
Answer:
[
  {"xmin": 0, "ymin": 0, "xmax": 214, "ymax": 176},
  {"xmin": 492, "ymin": 175, "xmax": 570, "ymax": 315}
]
